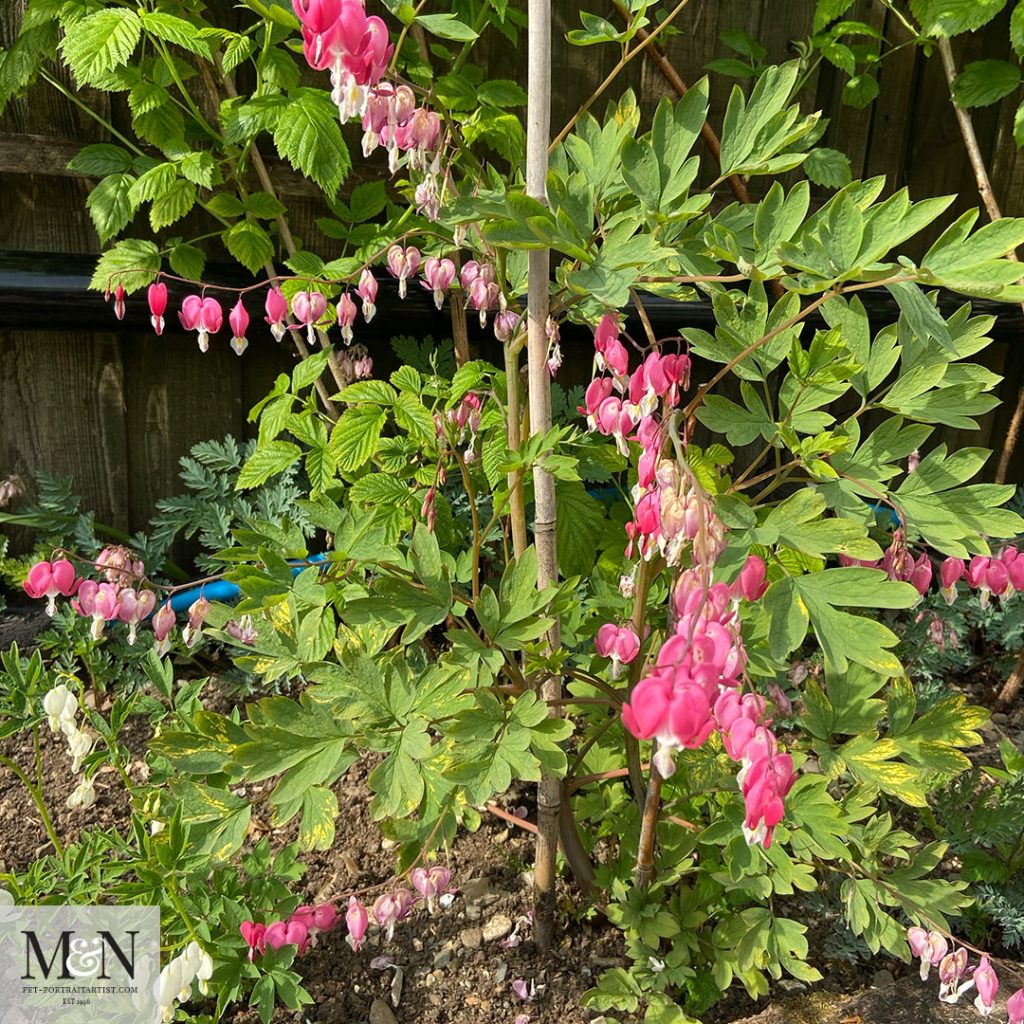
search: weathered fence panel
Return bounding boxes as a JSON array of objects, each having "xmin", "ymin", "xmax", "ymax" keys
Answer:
[{"xmin": 3, "ymin": 0, "xmax": 1024, "ymax": 534}]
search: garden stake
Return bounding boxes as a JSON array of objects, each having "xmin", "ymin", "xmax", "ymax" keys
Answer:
[{"xmin": 525, "ymin": 0, "xmax": 562, "ymax": 952}]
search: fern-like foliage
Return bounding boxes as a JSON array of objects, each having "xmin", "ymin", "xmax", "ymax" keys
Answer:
[{"xmin": 147, "ymin": 436, "xmax": 311, "ymax": 571}]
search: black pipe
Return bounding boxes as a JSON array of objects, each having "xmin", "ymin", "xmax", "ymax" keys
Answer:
[{"xmin": 2, "ymin": 250, "xmax": 1024, "ymax": 343}]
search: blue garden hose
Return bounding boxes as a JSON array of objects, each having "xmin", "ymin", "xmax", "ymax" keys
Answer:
[{"xmin": 166, "ymin": 552, "xmax": 328, "ymax": 613}]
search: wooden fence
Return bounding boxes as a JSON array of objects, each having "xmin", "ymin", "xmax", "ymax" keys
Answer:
[{"xmin": 2, "ymin": 0, "xmax": 1023, "ymax": 532}]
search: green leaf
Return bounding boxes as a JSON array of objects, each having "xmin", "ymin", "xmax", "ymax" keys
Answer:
[
  {"xmin": 171, "ymin": 780, "xmax": 251, "ymax": 862},
  {"xmin": 150, "ymin": 178, "xmax": 195, "ymax": 231},
  {"xmin": 89, "ymin": 238, "xmax": 160, "ymax": 294},
  {"xmin": 236, "ymin": 441, "xmax": 303, "ymax": 489},
  {"xmin": 555, "ymin": 480, "xmax": 607, "ymax": 579},
  {"xmin": 273, "ymin": 89, "xmax": 350, "ymax": 199},
  {"xmin": 348, "ymin": 180, "xmax": 387, "ymax": 222},
  {"xmin": 477, "ymin": 79, "xmax": 527, "ymax": 107},
  {"xmin": 887, "ymin": 282, "xmax": 954, "ymax": 352},
  {"xmin": 169, "ymin": 242, "xmax": 206, "ymax": 280},
  {"xmin": 952, "ymin": 60, "xmax": 1022, "ymax": 107},
  {"xmin": 223, "ymin": 32, "xmax": 256, "ymax": 73},
  {"xmin": 369, "ymin": 719, "xmax": 431, "ymax": 818},
  {"xmin": 329, "ymin": 405, "xmax": 386, "ymax": 472},
  {"xmin": 843, "ymin": 73, "xmax": 880, "ymax": 107},
  {"xmin": 68, "ymin": 143, "xmax": 133, "ymax": 176},
  {"xmin": 416, "ymin": 12, "xmax": 479, "ymax": 40},
  {"xmin": 298, "ymin": 786, "xmax": 338, "ymax": 850},
  {"xmin": 840, "ymin": 736, "xmax": 928, "ymax": 806},
  {"xmin": 1013, "ymin": 0, "xmax": 1024, "ymax": 59},
  {"xmin": 814, "ymin": 0, "xmax": 857, "ymax": 31},
  {"xmin": 86, "ymin": 173, "xmax": 135, "ymax": 243},
  {"xmin": 804, "ymin": 147, "xmax": 852, "ymax": 189},
  {"xmin": 794, "ymin": 569, "xmax": 917, "ymax": 675},
  {"xmin": 910, "ymin": 0, "xmax": 1009, "ymax": 36},
  {"xmin": 141, "ymin": 11, "xmax": 212, "ymax": 60},
  {"xmin": 225, "ymin": 220, "xmax": 275, "ymax": 274},
  {"xmin": 60, "ymin": 9, "xmax": 141, "ymax": 85},
  {"xmin": 179, "ymin": 150, "xmax": 216, "ymax": 188},
  {"xmin": 128, "ymin": 162, "xmax": 178, "ymax": 206}
]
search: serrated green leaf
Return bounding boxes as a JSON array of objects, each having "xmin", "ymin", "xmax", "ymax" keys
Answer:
[
  {"xmin": 236, "ymin": 441, "xmax": 302, "ymax": 489},
  {"xmin": 60, "ymin": 9, "xmax": 141, "ymax": 85},
  {"xmin": 225, "ymin": 219, "xmax": 274, "ymax": 273},
  {"xmin": 86, "ymin": 172, "xmax": 136, "ymax": 243},
  {"xmin": 273, "ymin": 89, "xmax": 350, "ymax": 198}
]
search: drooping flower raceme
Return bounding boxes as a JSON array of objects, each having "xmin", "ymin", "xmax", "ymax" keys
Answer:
[{"xmin": 158, "ymin": 941, "xmax": 213, "ymax": 1022}]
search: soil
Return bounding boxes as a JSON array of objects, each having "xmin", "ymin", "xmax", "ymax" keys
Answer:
[{"xmin": 1, "ymin": 608, "xmax": 1023, "ymax": 1024}]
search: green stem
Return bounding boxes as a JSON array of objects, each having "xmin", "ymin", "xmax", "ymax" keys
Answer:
[
  {"xmin": 150, "ymin": 37, "xmax": 222, "ymax": 142},
  {"xmin": 0, "ymin": 753, "xmax": 63, "ymax": 856},
  {"xmin": 40, "ymin": 71, "xmax": 146, "ymax": 156}
]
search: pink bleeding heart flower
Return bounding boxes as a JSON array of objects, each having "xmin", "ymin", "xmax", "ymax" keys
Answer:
[
  {"xmin": 908, "ymin": 553, "xmax": 933, "ymax": 598},
  {"xmin": 182, "ymin": 596, "xmax": 210, "ymax": 648},
  {"xmin": 730, "ymin": 555, "xmax": 768, "ymax": 602},
  {"xmin": 113, "ymin": 283, "xmax": 126, "ymax": 320},
  {"xmin": 346, "ymin": 896, "xmax": 368, "ymax": 951},
  {"xmin": 291, "ymin": 291, "xmax": 328, "ymax": 346},
  {"xmin": 595, "ymin": 624, "xmax": 640, "ymax": 679},
  {"xmin": 907, "ymin": 927, "xmax": 948, "ymax": 980},
  {"xmin": 741, "ymin": 750, "xmax": 795, "ymax": 849},
  {"xmin": 986, "ymin": 559, "xmax": 1009, "ymax": 598},
  {"xmin": 23, "ymin": 560, "xmax": 80, "ymax": 616},
  {"xmin": 240, "ymin": 920, "xmax": 266, "ymax": 960},
  {"xmin": 151, "ymin": 601, "xmax": 176, "ymax": 656},
  {"xmin": 263, "ymin": 921, "xmax": 287, "ymax": 951},
  {"xmin": 410, "ymin": 865, "xmax": 451, "ymax": 912},
  {"xmin": 356, "ymin": 269, "xmax": 378, "ymax": 322},
  {"xmin": 312, "ymin": 903, "xmax": 340, "ymax": 933},
  {"xmin": 287, "ymin": 920, "xmax": 311, "ymax": 953},
  {"xmin": 290, "ymin": 905, "xmax": 316, "ymax": 931},
  {"xmin": 148, "ymin": 283, "xmax": 168, "ymax": 336},
  {"xmin": 1009, "ymin": 557, "xmax": 1024, "ymax": 593},
  {"xmin": 940, "ymin": 556, "xmax": 965, "ymax": 605},
  {"xmin": 117, "ymin": 588, "xmax": 157, "ymax": 645},
  {"xmin": 73, "ymin": 580, "xmax": 122, "ymax": 639},
  {"xmin": 593, "ymin": 314, "xmax": 619, "ymax": 359},
  {"xmin": 421, "ymin": 256, "xmax": 456, "ymax": 310},
  {"xmin": 579, "ymin": 377, "xmax": 614, "ymax": 431},
  {"xmin": 459, "ymin": 260, "xmax": 480, "ymax": 290},
  {"xmin": 229, "ymin": 299, "xmax": 249, "ymax": 356},
  {"xmin": 265, "ymin": 287, "xmax": 289, "ymax": 342},
  {"xmin": 1007, "ymin": 987, "xmax": 1024, "ymax": 1024},
  {"xmin": 337, "ymin": 292, "xmax": 358, "ymax": 345},
  {"xmin": 179, "ymin": 295, "xmax": 221, "ymax": 353},
  {"xmin": 938, "ymin": 947, "xmax": 971, "ymax": 1003},
  {"xmin": 494, "ymin": 309, "xmax": 521, "ymax": 344},
  {"xmin": 386, "ymin": 245, "xmax": 420, "ymax": 299},
  {"xmin": 974, "ymin": 955, "xmax": 999, "ymax": 1017},
  {"xmin": 372, "ymin": 890, "xmax": 414, "ymax": 941}
]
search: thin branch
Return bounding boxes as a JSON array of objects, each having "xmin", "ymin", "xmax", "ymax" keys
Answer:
[
  {"xmin": 550, "ymin": 0, "xmax": 695, "ymax": 152},
  {"xmin": 609, "ymin": 0, "xmax": 750, "ymax": 205}
]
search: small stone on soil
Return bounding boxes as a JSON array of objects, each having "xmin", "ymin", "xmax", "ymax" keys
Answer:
[
  {"xmin": 460, "ymin": 926, "xmax": 483, "ymax": 950},
  {"xmin": 482, "ymin": 913, "xmax": 513, "ymax": 942},
  {"xmin": 369, "ymin": 998, "xmax": 399, "ymax": 1024}
]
